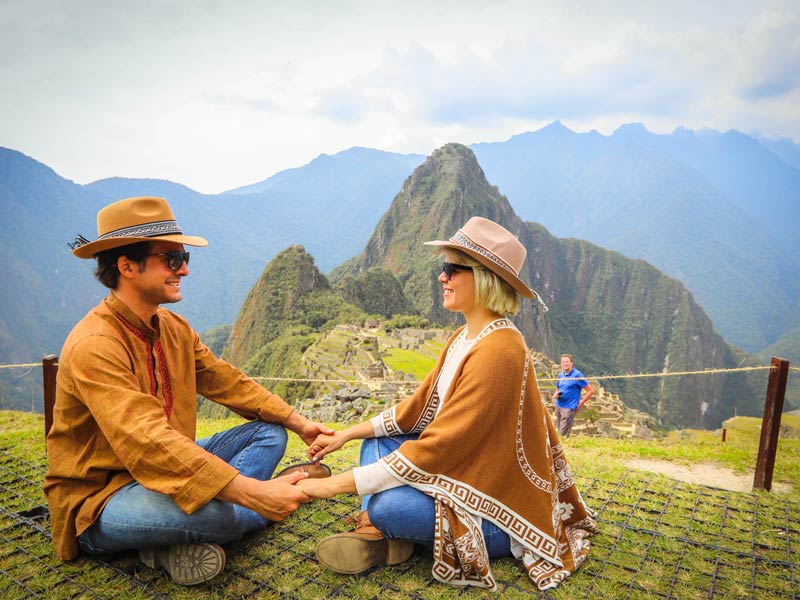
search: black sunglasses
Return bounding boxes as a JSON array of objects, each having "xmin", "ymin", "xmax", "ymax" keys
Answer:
[
  {"xmin": 148, "ymin": 251, "xmax": 190, "ymax": 271},
  {"xmin": 441, "ymin": 262, "xmax": 473, "ymax": 280}
]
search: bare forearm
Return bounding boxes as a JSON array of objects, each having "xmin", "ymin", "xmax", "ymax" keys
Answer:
[
  {"xmin": 324, "ymin": 471, "xmax": 357, "ymax": 495},
  {"xmin": 341, "ymin": 420, "xmax": 377, "ymax": 443},
  {"xmin": 298, "ymin": 471, "xmax": 357, "ymax": 498},
  {"xmin": 578, "ymin": 386, "xmax": 594, "ymax": 409},
  {"xmin": 283, "ymin": 409, "xmax": 315, "ymax": 435},
  {"xmin": 216, "ymin": 473, "xmax": 251, "ymax": 505}
]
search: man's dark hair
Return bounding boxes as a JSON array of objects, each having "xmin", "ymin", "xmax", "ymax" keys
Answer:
[{"xmin": 94, "ymin": 242, "xmax": 152, "ymax": 289}]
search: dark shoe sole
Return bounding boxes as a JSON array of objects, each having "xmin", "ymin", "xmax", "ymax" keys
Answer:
[{"xmin": 140, "ymin": 543, "xmax": 226, "ymax": 586}]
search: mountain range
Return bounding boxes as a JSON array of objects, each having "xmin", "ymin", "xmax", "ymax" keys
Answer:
[
  {"xmin": 224, "ymin": 143, "xmax": 763, "ymax": 429},
  {"xmin": 471, "ymin": 121, "xmax": 800, "ymax": 355},
  {"xmin": 0, "ymin": 122, "xmax": 797, "ymax": 415}
]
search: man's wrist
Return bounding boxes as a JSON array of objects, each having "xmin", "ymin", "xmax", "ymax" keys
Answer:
[{"xmin": 283, "ymin": 409, "xmax": 308, "ymax": 434}]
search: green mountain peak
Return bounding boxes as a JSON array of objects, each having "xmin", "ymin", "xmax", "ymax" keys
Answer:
[{"xmin": 225, "ymin": 245, "xmax": 363, "ymax": 369}]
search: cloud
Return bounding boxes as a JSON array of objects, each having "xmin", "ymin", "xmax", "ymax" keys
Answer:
[
  {"xmin": 211, "ymin": 95, "xmax": 276, "ymax": 113},
  {"xmin": 314, "ymin": 87, "xmax": 369, "ymax": 124},
  {"xmin": 735, "ymin": 1, "xmax": 800, "ymax": 99},
  {"xmin": 352, "ymin": 33, "xmax": 700, "ymax": 126},
  {"xmin": 1, "ymin": 0, "xmax": 798, "ymax": 192},
  {"xmin": 301, "ymin": 0, "xmax": 798, "ymax": 137}
]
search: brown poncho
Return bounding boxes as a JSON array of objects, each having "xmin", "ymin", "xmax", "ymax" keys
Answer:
[{"xmin": 375, "ymin": 318, "xmax": 597, "ymax": 590}]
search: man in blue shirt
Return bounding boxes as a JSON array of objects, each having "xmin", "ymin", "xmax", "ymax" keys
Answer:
[{"xmin": 552, "ymin": 354, "xmax": 594, "ymax": 438}]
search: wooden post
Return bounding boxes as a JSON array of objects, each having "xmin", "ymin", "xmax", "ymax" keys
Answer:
[
  {"xmin": 42, "ymin": 354, "xmax": 58, "ymax": 439},
  {"xmin": 721, "ymin": 428, "xmax": 726, "ymax": 442},
  {"xmin": 753, "ymin": 357, "xmax": 790, "ymax": 491}
]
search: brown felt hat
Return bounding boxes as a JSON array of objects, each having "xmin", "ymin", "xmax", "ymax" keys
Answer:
[
  {"xmin": 425, "ymin": 216, "xmax": 547, "ymax": 309},
  {"xmin": 70, "ymin": 196, "xmax": 208, "ymax": 258}
]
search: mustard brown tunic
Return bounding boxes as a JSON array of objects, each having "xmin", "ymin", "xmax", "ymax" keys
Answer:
[{"xmin": 44, "ymin": 293, "xmax": 294, "ymax": 560}]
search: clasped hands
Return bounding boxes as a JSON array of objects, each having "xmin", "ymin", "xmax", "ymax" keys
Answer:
[
  {"xmin": 294, "ymin": 430, "xmax": 354, "ymax": 499},
  {"xmin": 221, "ymin": 418, "xmax": 351, "ymax": 520}
]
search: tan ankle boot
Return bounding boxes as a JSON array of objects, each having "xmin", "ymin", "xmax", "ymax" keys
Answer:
[{"xmin": 316, "ymin": 510, "xmax": 414, "ymax": 574}]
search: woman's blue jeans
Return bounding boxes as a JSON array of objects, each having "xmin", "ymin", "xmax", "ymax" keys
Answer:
[
  {"xmin": 360, "ymin": 434, "xmax": 512, "ymax": 558},
  {"xmin": 78, "ymin": 420, "xmax": 287, "ymax": 555}
]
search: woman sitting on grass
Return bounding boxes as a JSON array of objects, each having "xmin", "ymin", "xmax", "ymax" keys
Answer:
[{"xmin": 299, "ymin": 216, "xmax": 597, "ymax": 591}]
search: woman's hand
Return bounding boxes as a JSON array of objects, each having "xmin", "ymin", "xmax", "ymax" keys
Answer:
[
  {"xmin": 308, "ymin": 430, "xmax": 348, "ymax": 462},
  {"xmin": 307, "ymin": 420, "xmax": 376, "ymax": 461}
]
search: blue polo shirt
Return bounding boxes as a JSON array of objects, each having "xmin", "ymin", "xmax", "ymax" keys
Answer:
[{"xmin": 555, "ymin": 368, "xmax": 589, "ymax": 410}]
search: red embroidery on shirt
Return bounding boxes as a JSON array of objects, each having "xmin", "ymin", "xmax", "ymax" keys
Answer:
[
  {"xmin": 153, "ymin": 340, "xmax": 174, "ymax": 419},
  {"xmin": 115, "ymin": 314, "xmax": 172, "ymax": 419}
]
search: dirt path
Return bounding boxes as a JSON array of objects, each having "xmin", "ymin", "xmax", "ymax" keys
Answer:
[{"xmin": 625, "ymin": 458, "xmax": 793, "ymax": 493}]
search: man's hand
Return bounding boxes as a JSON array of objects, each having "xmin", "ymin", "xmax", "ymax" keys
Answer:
[
  {"xmin": 284, "ymin": 410, "xmax": 335, "ymax": 446},
  {"xmin": 217, "ymin": 472, "xmax": 312, "ymax": 521}
]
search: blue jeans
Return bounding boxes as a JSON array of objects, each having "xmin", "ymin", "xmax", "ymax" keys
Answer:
[
  {"xmin": 78, "ymin": 420, "xmax": 287, "ymax": 555},
  {"xmin": 360, "ymin": 435, "xmax": 511, "ymax": 558}
]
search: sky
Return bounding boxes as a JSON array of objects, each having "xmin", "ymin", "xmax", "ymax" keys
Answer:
[{"xmin": 1, "ymin": 0, "xmax": 798, "ymax": 194}]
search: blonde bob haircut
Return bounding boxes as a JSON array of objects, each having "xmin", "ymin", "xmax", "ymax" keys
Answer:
[{"xmin": 442, "ymin": 249, "xmax": 521, "ymax": 316}]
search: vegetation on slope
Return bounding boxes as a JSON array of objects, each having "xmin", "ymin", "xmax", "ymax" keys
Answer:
[{"xmin": 221, "ymin": 246, "xmax": 369, "ymax": 403}]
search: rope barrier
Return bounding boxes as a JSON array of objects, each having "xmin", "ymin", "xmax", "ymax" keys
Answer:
[
  {"xmin": 0, "ymin": 362, "xmax": 796, "ymax": 382},
  {"xmin": 541, "ymin": 364, "xmax": 782, "ymax": 383},
  {"xmin": 251, "ymin": 376, "xmax": 361, "ymax": 384}
]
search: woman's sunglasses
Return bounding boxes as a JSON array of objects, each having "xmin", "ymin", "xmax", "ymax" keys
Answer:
[
  {"xmin": 148, "ymin": 251, "xmax": 190, "ymax": 271},
  {"xmin": 441, "ymin": 262, "xmax": 473, "ymax": 280}
]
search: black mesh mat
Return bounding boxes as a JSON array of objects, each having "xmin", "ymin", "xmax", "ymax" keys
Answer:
[{"xmin": 1, "ymin": 445, "xmax": 797, "ymax": 599}]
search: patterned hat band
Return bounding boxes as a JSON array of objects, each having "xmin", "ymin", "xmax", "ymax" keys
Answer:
[
  {"xmin": 425, "ymin": 216, "xmax": 542, "ymax": 303},
  {"xmin": 97, "ymin": 220, "xmax": 183, "ymax": 240},
  {"xmin": 451, "ymin": 231, "xmax": 518, "ymax": 276},
  {"xmin": 71, "ymin": 196, "xmax": 208, "ymax": 259}
]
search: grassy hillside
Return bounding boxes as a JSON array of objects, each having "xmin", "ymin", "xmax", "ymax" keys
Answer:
[{"xmin": 1, "ymin": 410, "xmax": 798, "ymax": 599}]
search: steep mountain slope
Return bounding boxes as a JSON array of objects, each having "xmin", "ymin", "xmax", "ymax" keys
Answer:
[
  {"xmin": 757, "ymin": 135, "xmax": 800, "ymax": 170},
  {"xmin": 334, "ymin": 268, "xmax": 416, "ymax": 318},
  {"xmin": 224, "ymin": 245, "xmax": 366, "ymax": 399},
  {"xmin": 332, "ymin": 143, "xmax": 554, "ymax": 355},
  {"xmin": 471, "ymin": 122, "xmax": 800, "ymax": 353},
  {"xmin": 333, "ymin": 143, "xmax": 763, "ymax": 428}
]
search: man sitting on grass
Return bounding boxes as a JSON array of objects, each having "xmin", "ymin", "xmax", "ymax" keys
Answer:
[{"xmin": 45, "ymin": 196, "xmax": 331, "ymax": 585}]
